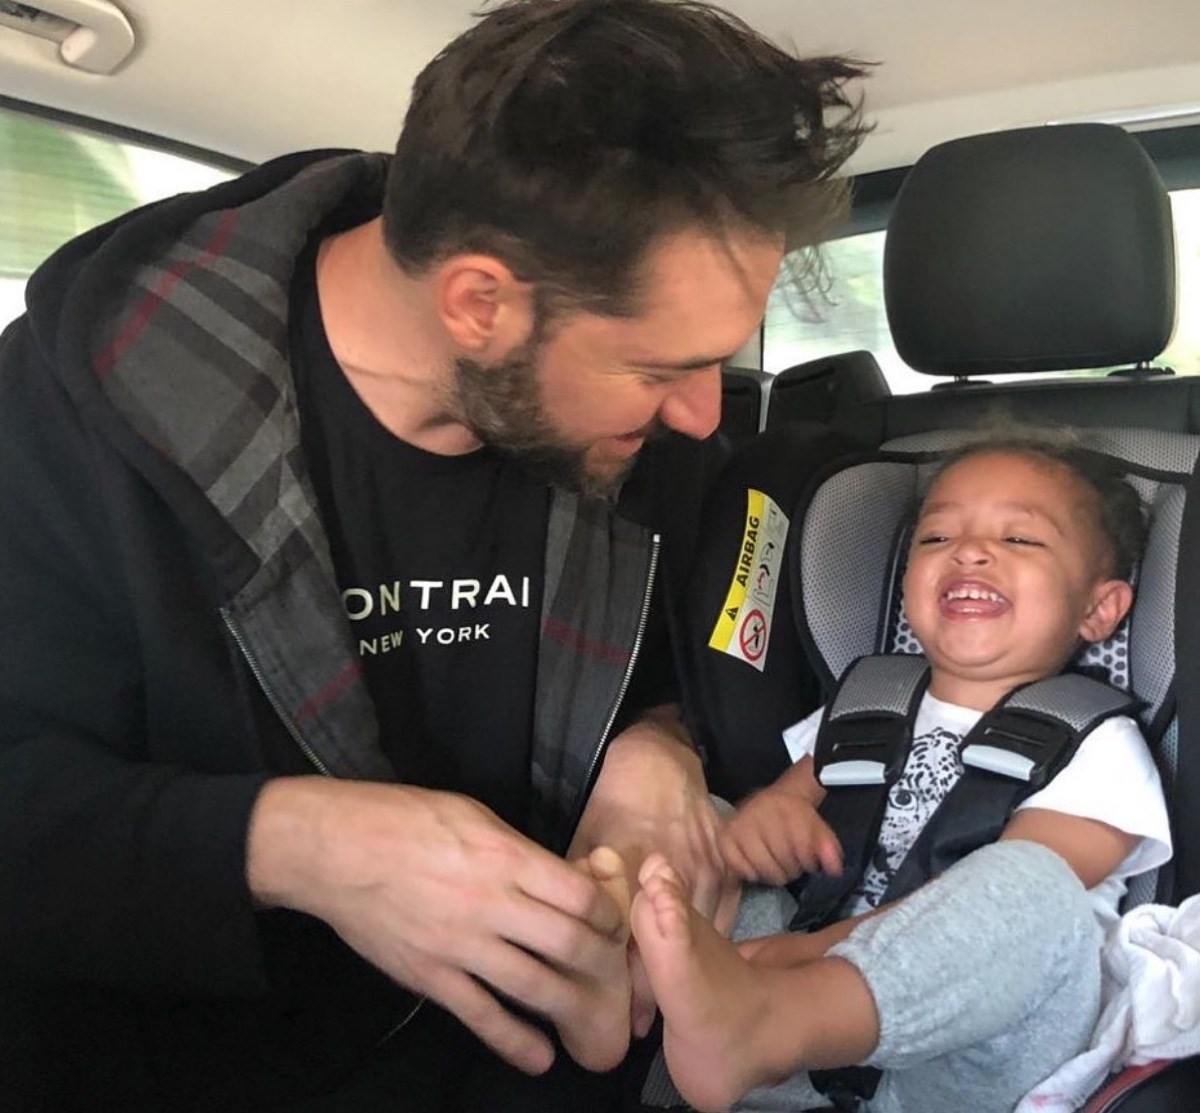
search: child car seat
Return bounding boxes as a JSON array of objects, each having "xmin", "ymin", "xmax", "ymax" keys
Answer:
[
  {"xmin": 680, "ymin": 122, "xmax": 1200, "ymax": 1109},
  {"xmin": 685, "ymin": 422, "xmax": 1199, "ymax": 1111}
]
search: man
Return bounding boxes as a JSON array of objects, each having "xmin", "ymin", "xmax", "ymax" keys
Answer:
[{"xmin": 0, "ymin": 0, "xmax": 866, "ymax": 1108}]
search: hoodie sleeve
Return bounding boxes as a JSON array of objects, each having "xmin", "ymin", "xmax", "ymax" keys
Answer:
[{"xmin": 0, "ymin": 321, "xmax": 271, "ymax": 995}]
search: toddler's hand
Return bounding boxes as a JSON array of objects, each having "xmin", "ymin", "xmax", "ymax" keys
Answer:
[{"xmin": 719, "ymin": 786, "xmax": 843, "ymax": 886}]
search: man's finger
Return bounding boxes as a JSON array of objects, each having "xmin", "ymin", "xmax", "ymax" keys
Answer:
[
  {"xmin": 734, "ymin": 933, "xmax": 799, "ymax": 968},
  {"xmin": 490, "ymin": 891, "xmax": 628, "ymax": 983},
  {"xmin": 470, "ymin": 937, "xmax": 592, "ymax": 1025},
  {"xmin": 516, "ymin": 853, "xmax": 626, "ymax": 939},
  {"xmin": 718, "ymin": 830, "xmax": 756, "ymax": 881},
  {"xmin": 712, "ymin": 875, "xmax": 742, "ymax": 937},
  {"xmin": 432, "ymin": 969, "xmax": 556, "ymax": 1075}
]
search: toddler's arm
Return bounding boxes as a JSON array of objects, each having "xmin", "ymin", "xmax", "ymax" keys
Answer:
[{"xmin": 999, "ymin": 808, "xmax": 1139, "ymax": 888}]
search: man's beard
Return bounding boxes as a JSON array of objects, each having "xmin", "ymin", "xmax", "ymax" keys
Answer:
[{"xmin": 453, "ymin": 344, "xmax": 644, "ymax": 502}]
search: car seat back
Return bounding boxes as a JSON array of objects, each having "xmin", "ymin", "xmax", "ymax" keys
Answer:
[
  {"xmin": 679, "ymin": 119, "xmax": 1200, "ymax": 1112},
  {"xmin": 764, "ymin": 349, "xmax": 889, "ymax": 429},
  {"xmin": 720, "ymin": 366, "xmax": 771, "ymax": 444}
]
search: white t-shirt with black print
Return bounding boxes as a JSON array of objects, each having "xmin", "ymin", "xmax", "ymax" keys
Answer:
[{"xmin": 782, "ymin": 690, "xmax": 1172, "ymax": 925}]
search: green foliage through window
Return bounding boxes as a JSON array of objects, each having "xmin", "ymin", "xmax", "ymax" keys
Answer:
[
  {"xmin": 0, "ymin": 105, "xmax": 234, "ymax": 328},
  {"xmin": 0, "ymin": 109, "xmax": 142, "ymax": 278}
]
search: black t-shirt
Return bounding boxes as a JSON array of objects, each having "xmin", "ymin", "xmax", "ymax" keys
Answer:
[{"xmin": 288, "ymin": 229, "xmax": 549, "ymax": 829}]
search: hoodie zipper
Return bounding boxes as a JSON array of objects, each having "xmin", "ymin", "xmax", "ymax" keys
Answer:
[
  {"xmin": 221, "ymin": 608, "xmax": 331, "ymax": 775},
  {"xmin": 573, "ymin": 531, "xmax": 661, "ymax": 828}
]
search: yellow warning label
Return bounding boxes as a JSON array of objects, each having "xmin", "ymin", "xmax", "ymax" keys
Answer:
[{"xmin": 708, "ymin": 489, "xmax": 789, "ymax": 673}]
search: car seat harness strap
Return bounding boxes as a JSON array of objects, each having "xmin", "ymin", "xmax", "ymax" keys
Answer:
[
  {"xmin": 790, "ymin": 655, "xmax": 1139, "ymax": 933},
  {"xmin": 785, "ymin": 653, "xmax": 929, "ymax": 930},
  {"xmin": 795, "ymin": 655, "xmax": 1138, "ymax": 1107}
]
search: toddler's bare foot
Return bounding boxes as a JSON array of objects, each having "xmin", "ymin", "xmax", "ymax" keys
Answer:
[
  {"xmin": 557, "ymin": 846, "xmax": 633, "ymax": 1072},
  {"xmin": 631, "ymin": 854, "xmax": 781, "ymax": 1112}
]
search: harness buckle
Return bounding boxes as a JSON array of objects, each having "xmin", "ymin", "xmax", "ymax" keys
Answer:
[
  {"xmin": 816, "ymin": 714, "xmax": 911, "ymax": 787},
  {"xmin": 960, "ymin": 710, "xmax": 1074, "ymax": 789}
]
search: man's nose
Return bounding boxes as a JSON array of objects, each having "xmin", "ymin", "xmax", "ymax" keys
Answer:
[{"xmin": 658, "ymin": 366, "xmax": 723, "ymax": 441}]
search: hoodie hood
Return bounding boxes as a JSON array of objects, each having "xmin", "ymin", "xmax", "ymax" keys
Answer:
[
  {"xmin": 23, "ymin": 149, "xmax": 397, "ymax": 781},
  {"xmin": 25, "ymin": 148, "xmax": 387, "ymax": 577}
]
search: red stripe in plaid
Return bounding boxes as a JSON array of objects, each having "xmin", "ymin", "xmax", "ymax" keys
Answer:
[
  {"xmin": 293, "ymin": 658, "xmax": 364, "ymax": 723},
  {"xmin": 94, "ymin": 208, "xmax": 241, "ymax": 379},
  {"xmin": 542, "ymin": 616, "xmax": 630, "ymax": 667}
]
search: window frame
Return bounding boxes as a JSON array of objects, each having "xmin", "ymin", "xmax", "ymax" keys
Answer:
[{"xmin": 0, "ymin": 94, "xmax": 255, "ymax": 177}]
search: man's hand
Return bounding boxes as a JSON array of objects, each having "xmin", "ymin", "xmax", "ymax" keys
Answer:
[
  {"xmin": 568, "ymin": 706, "xmax": 736, "ymax": 1039},
  {"xmin": 246, "ymin": 777, "xmax": 631, "ymax": 1076}
]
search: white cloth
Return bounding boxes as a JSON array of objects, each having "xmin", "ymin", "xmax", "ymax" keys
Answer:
[
  {"xmin": 782, "ymin": 692, "xmax": 1172, "ymax": 923},
  {"xmin": 1015, "ymin": 894, "xmax": 1200, "ymax": 1112}
]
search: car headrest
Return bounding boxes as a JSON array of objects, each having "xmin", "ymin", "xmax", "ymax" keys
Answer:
[{"xmin": 883, "ymin": 123, "xmax": 1177, "ymax": 378}]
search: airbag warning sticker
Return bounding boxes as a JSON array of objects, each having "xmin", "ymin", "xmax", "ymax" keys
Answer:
[{"xmin": 708, "ymin": 489, "xmax": 789, "ymax": 672}]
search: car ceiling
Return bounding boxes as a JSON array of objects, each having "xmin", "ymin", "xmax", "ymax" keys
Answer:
[{"xmin": 3, "ymin": 0, "xmax": 1200, "ymax": 173}]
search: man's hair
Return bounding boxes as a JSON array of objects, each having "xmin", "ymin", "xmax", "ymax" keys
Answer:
[
  {"xmin": 383, "ymin": 0, "xmax": 869, "ymax": 319},
  {"xmin": 930, "ymin": 424, "xmax": 1148, "ymax": 582}
]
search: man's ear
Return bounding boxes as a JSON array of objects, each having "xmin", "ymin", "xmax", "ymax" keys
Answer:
[
  {"xmin": 1078, "ymin": 579, "xmax": 1135, "ymax": 644},
  {"xmin": 434, "ymin": 255, "xmax": 535, "ymax": 357}
]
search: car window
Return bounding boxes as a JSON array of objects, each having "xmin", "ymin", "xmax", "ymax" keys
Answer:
[
  {"xmin": 765, "ymin": 187, "xmax": 1200, "ymax": 392},
  {"xmin": 1, "ymin": 105, "xmax": 235, "ymax": 332}
]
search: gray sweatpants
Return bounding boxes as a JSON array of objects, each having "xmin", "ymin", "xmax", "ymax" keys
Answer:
[{"xmin": 642, "ymin": 840, "xmax": 1102, "ymax": 1113}]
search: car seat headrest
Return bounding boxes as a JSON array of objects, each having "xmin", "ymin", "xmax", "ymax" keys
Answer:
[{"xmin": 884, "ymin": 123, "xmax": 1177, "ymax": 378}]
